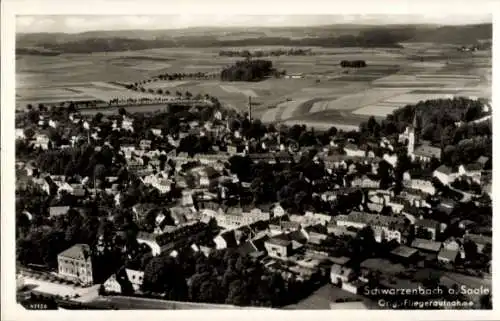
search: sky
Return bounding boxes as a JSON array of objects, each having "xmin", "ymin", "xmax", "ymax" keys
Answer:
[{"xmin": 16, "ymin": 14, "xmax": 492, "ymax": 34}]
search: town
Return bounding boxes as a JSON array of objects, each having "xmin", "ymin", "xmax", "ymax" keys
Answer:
[{"xmin": 15, "ymin": 90, "xmax": 492, "ymax": 310}]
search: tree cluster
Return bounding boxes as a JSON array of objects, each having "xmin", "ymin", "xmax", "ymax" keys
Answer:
[
  {"xmin": 220, "ymin": 59, "xmax": 275, "ymax": 82},
  {"xmin": 219, "ymin": 48, "xmax": 313, "ymax": 58},
  {"xmin": 340, "ymin": 60, "xmax": 367, "ymax": 68}
]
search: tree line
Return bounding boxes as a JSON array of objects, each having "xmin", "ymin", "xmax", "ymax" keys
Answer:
[
  {"xmin": 340, "ymin": 60, "xmax": 367, "ymax": 68},
  {"xmin": 219, "ymin": 48, "xmax": 313, "ymax": 58},
  {"xmin": 220, "ymin": 59, "xmax": 276, "ymax": 82},
  {"xmin": 358, "ymin": 97, "xmax": 492, "ymax": 168}
]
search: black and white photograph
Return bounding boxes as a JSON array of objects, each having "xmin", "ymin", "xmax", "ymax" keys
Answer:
[{"xmin": 1, "ymin": 1, "xmax": 497, "ymax": 318}]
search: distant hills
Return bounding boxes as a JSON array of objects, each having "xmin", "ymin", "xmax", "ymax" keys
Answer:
[
  {"xmin": 408, "ymin": 23, "xmax": 492, "ymax": 44},
  {"xmin": 16, "ymin": 23, "xmax": 492, "ymax": 55}
]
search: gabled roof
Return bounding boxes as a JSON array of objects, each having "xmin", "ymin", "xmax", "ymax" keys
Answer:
[
  {"xmin": 216, "ymin": 231, "xmax": 238, "ymax": 247},
  {"xmin": 476, "ymin": 156, "xmax": 489, "ymax": 166},
  {"xmin": 59, "ymin": 244, "xmax": 92, "ymax": 260},
  {"xmin": 464, "ymin": 233, "xmax": 492, "ymax": 245},
  {"xmin": 330, "ymin": 263, "xmax": 354, "ymax": 277},
  {"xmin": 435, "ymin": 165, "xmax": 454, "ymax": 175},
  {"xmin": 391, "ymin": 245, "xmax": 418, "ymax": 258},
  {"xmin": 415, "ymin": 218, "xmax": 440, "ymax": 229},
  {"xmin": 266, "ymin": 234, "xmax": 292, "ymax": 247},
  {"xmin": 49, "ymin": 206, "xmax": 71, "ymax": 217},
  {"xmin": 238, "ymin": 240, "xmax": 259, "ymax": 256},
  {"xmin": 438, "ymin": 248, "xmax": 459, "ymax": 261},
  {"xmin": 414, "ymin": 145, "xmax": 442, "ymax": 159},
  {"xmin": 411, "ymin": 238, "xmax": 442, "ymax": 252}
]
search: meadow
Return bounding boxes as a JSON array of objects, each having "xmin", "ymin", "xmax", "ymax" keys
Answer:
[{"xmin": 16, "ymin": 45, "xmax": 491, "ymax": 130}]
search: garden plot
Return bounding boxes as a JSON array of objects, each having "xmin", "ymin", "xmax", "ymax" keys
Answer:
[
  {"xmin": 276, "ymin": 98, "xmax": 312, "ymax": 121},
  {"xmin": 143, "ymin": 81, "xmax": 196, "ymax": 90},
  {"xmin": 309, "ymin": 88, "xmax": 410, "ymax": 113},
  {"xmin": 220, "ymin": 85, "xmax": 259, "ymax": 98},
  {"xmin": 69, "ymin": 86, "xmax": 166, "ymax": 101},
  {"xmin": 384, "ymin": 93, "xmax": 456, "ymax": 104},
  {"xmin": 128, "ymin": 62, "xmax": 172, "ymax": 71},
  {"xmin": 261, "ymin": 107, "xmax": 282, "ymax": 123},
  {"xmin": 352, "ymin": 104, "xmax": 402, "ymax": 117}
]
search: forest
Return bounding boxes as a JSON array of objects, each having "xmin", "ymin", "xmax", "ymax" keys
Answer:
[{"xmin": 220, "ymin": 59, "xmax": 276, "ymax": 82}]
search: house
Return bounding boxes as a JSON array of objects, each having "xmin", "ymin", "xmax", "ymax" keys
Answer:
[
  {"xmin": 125, "ymin": 269, "xmax": 145, "ymax": 292},
  {"xmin": 284, "ymin": 73, "xmax": 304, "ymax": 79},
  {"xmin": 57, "ymin": 244, "xmax": 94, "ymax": 285},
  {"xmin": 49, "ymin": 206, "xmax": 71, "ymax": 218},
  {"xmin": 335, "ymin": 211, "xmax": 408, "ymax": 243},
  {"xmin": 463, "ymin": 233, "xmax": 492, "ymax": 253},
  {"xmin": 344, "ymin": 144, "xmax": 366, "ymax": 157},
  {"xmin": 390, "ymin": 245, "xmax": 419, "ymax": 263},
  {"xmin": 351, "ymin": 175, "xmax": 380, "ymax": 189},
  {"xmin": 437, "ymin": 199, "xmax": 457, "ymax": 215},
  {"xmin": 412, "ymin": 145, "xmax": 442, "ymax": 163},
  {"xmin": 15, "ymin": 128, "xmax": 25, "ymax": 140},
  {"xmin": 326, "ymin": 223, "xmax": 357, "ymax": 238},
  {"xmin": 458, "ymin": 164, "xmax": 482, "ymax": 184},
  {"xmin": 475, "ymin": 156, "xmax": 489, "ymax": 169},
  {"xmin": 139, "ymin": 139, "xmax": 152, "ymax": 150},
  {"xmin": 437, "ymin": 248, "xmax": 459, "ymax": 264},
  {"xmin": 405, "ymin": 179, "xmax": 436, "ymax": 195},
  {"xmin": 330, "ymin": 264, "xmax": 356, "ymax": 285},
  {"xmin": 33, "ymin": 134, "xmax": 50, "ymax": 150},
  {"xmin": 415, "ymin": 218, "xmax": 440, "ymax": 241},
  {"xmin": 137, "ymin": 232, "xmax": 161, "ymax": 256},
  {"xmin": 433, "ymin": 165, "xmax": 458, "ymax": 185},
  {"xmin": 411, "ymin": 238, "xmax": 442, "ymax": 254},
  {"xmin": 265, "ymin": 235, "xmax": 292, "ymax": 259},
  {"xmin": 386, "ymin": 196, "xmax": 406, "ymax": 214},
  {"xmin": 383, "ymin": 153, "xmax": 398, "ymax": 167},
  {"xmin": 304, "ymin": 226, "xmax": 328, "ymax": 245},
  {"xmin": 151, "ymin": 128, "xmax": 162, "ymax": 137},
  {"xmin": 103, "ymin": 269, "xmax": 144, "ymax": 294},
  {"xmin": 214, "ymin": 230, "xmax": 238, "ymax": 250}
]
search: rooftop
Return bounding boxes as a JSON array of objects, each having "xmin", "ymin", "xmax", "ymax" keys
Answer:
[
  {"xmin": 391, "ymin": 245, "xmax": 419, "ymax": 258},
  {"xmin": 58, "ymin": 244, "xmax": 92, "ymax": 261},
  {"xmin": 434, "ymin": 165, "xmax": 454, "ymax": 175},
  {"xmin": 414, "ymin": 145, "xmax": 442, "ymax": 159},
  {"xmin": 411, "ymin": 238, "xmax": 442, "ymax": 252}
]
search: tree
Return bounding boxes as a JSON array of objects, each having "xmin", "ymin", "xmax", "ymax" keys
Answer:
[
  {"xmin": 463, "ymin": 239, "xmax": 478, "ymax": 262},
  {"xmin": 24, "ymin": 127, "xmax": 35, "ymax": 140}
]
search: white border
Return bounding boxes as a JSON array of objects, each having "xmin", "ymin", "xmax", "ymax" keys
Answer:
[{"xmin": 2, "ymin": 0, "xmax": 499, "ymax": 320}]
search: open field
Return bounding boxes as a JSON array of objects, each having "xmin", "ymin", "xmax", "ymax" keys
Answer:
[{"xmin": 17, "ymin": 45, "xmax": 491, "ymax": 127}]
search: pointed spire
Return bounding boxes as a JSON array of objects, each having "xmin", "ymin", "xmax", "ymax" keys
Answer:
[{"xmin": 413, "ymin": 110, "xmax": 420, "ymax": 129}]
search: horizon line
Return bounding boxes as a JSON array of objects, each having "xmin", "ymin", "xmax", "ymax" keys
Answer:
[{"xmin": 16, "ymin": 21, "xmax": 493, "ymax": 35}]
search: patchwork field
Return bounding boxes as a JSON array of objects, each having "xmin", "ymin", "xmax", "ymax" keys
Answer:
[{"xmin": 17, "ymin": 45, "xmax": 491, "ymax": 129}]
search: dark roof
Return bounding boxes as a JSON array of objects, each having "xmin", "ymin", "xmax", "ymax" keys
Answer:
[
  {"xmin": 238, "ymin": 241, "xmax": 259, "ymax": 256},
  {"xmin": 391, "ymin": 245, "xmax": 418, "ymax": 258},
  {"xmin": 218, "ymin": 231, "xmax": 238, "ymax": 247},
  {"xmin": 464, "ymin": 163, "xmax": 483, "ymax": 172},
  {"xmin": 476, "ymin": 156, "xmax": 489, "ymax": 166},
  {"xmin": 266, "ymin": 234, "xmax": 292, "ymax": 247},
  {"xmin": 252, "ymin": 234, "xmax": 270, "ymax": 252},
  {"xmin": 414, "ymin": 145, "xmax": 442, "ymax": 159},
  {"xmin": 415, "ymin": 218, "xmax": 440, "ymax": 229},
  {"xmin": 59, "ymin": 244, "xmax": 91, "ymax": 260},
  {"xmin": 329, "ymin": 256, "xmax": 351, "ymax": 265},
  {"xmin": 435, "ymin": 165, "xmax": 454, "ymax": 175},
  {"xmin": 438, "ymin": 248, "xmax": 459, "ymax": 261},
  {"xmin": 49, "ymin": 206, "xmax": 70, "ymax": 217},
  {"xmin": 464, "ymin": 233, "xmax": 492, "ymax": 245},
  {"xmin": 411, "ymin": 238, "xmax": 442, "ymax": 252}
]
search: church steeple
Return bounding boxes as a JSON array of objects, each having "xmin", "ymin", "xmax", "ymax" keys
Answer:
[{"xmin": 407, "ymin": 110, "xmax": 420, "ymax": 156}]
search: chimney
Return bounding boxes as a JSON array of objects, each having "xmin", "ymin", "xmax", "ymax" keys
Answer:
[{"xmin": 248, "ymin": 96, "xmax": 252, "ymax": 122}]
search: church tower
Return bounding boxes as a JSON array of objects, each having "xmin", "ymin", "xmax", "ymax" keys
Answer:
[{"xmin": 407, "ymin": 111, "xmax": 420, "ymax": 156}]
